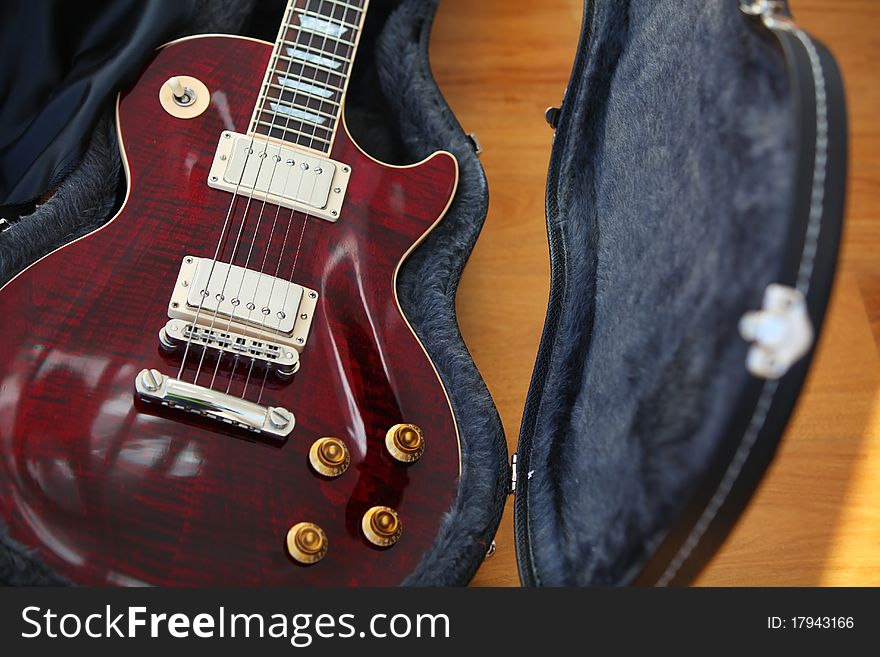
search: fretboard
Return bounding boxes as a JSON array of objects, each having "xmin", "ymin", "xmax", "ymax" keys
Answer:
[{"xmin": 249, "ymin": 0, "xmax": 369, "ymax": 154}]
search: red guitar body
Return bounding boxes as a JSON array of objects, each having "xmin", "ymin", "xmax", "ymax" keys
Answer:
[{"xmin": 0, "ymin": 36, "xmax": 460, "ymax": 586}]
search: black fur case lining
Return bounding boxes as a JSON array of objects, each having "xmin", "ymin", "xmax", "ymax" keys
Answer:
[{"xmin": 517, "ymin": 0, "xmax": 798, "ymax": 586}]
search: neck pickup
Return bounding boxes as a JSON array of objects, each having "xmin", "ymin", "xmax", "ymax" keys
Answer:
[{"xmin": 208, "ymin": 131, "xmax": 351, "ymax": 223}]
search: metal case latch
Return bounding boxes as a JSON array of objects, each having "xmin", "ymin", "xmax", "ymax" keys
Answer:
[{"xmin": 739, "ymin": 284, "xmax": 814, "ymax": 380}]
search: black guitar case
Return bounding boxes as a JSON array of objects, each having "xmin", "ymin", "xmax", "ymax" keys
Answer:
[{"xmin": 0, "ymin": 0, "xmax": 846, "ymax": 586}]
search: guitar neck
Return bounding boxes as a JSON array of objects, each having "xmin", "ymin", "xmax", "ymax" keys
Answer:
[{"xmin": 249, "ymin": 0, "xmax": 370, "ymax": 154}]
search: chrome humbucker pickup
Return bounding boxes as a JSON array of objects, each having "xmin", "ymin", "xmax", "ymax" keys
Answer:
[
  {"xmin": 168, "ymin": 256, "xmax": 317, "ymax": 349},
  {"xmin": 207, "ymin": 131, "xmax": 351, "ymax": 223}
]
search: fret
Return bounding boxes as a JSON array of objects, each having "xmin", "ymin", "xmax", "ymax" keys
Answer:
[
  {"xmin": 287, "ymin": 7, "xmax": 358, "ymax": 42},
  {"xmin": 319, "ymin": 0, "xmax": 367, "ymax": 15},
  {"xmin": 263, "ymin": 85, "xmax": 338, "ymax": 108},
  {"xmin": 280, "ymin": 20, "xmax": 355, "ymax": 55},
  {"xmin": 266, "ymin": 94, "xmax": 341, "ymax": 120},
  {"xmin": 272, "ymin": 61, "xmax": 345, "ymax": 92},
  {"xmin": 276, "ymin": 50, "xmax": 345, "ymax": 80},
  {"xmin": 250, "ymin": 0, "xmax": 369, "ymax": 154},
  {"xmin": 281, "ymin": 36, "xmax": 352, "ymax": 62},
  {"xmin": 275, "ymin": 44, "xmax": 351, "ymax": 76},
  {"xmin": 283, "ymin": 30, "xmax": 355, "ymax": 49},
  {"xmin": 286, "ymin": 11, "xmax": 357, "ymax": 47},
  {"xmin": 262, "ymin": 95, "xmax": 339, "ymax": 121},
  {"xmin": 264, "ymin": 103, "xmax": 327, "ymax": 129},
  {"xmin": 269, "ymin": 72, "xmax": 343, "ymax": 98},
  {"xmin": 305, "ymin": 0, "xmax": 366, "ymax": 25},
  {"xmin": 295, "ymin": 13, "xmax": 356, "ymax": 39},
  {"xmin": 266, "ymin": 72, "xmax": 342, "ymax": 101},
  {"xmin": 260, "ymin": 97, "xmax": 339, "ymax": 120},
  {"xmin": 276, "ymin": 77, "xmax": 336, "ymax": 100},
  {"xmin": 255, "ymin": 119, "xmax": 332, "ymax": 144},
  {"xmin": 295, "ymin": 8, "xmax": 360, "ymax": 33}
]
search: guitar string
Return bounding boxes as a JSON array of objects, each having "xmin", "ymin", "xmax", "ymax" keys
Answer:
[
  {"xmin": 232, "ymin": 5, "xmax": 340, "ymax": 397},
  {"xmin": 218, "ymin": 156, "xmax": 311, "ymax": 393},
  {"xmin": 211, "ymin": 0, "xmax": 356, "ymax": 398},
  {"xmin": 175, "ymin": 0, "xmax": 299, "ymax": 382},
  {"xmin": 210, "ymin": 0, "xmax": 339, "ymax": 391},
  {"xmin": 189, "ymin": 63, "xmax": 301, "ymax": 385},
  {"xmin": 209, "ymin": 0, "xmax": 338, "ymax": 393},
  {"xmin": 251, "ymin": 0, "xmax": 366, "ymax": 404},
  {"xmin": 189, "ymin": 0, "xmax": 329, "ymax": 387},
  {"xmin": 247, "ymin": 0, "xmax": 358, "ymax": 401}
]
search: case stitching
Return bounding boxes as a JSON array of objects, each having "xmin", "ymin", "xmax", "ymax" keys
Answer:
[{"xmin": 656, "ymin": 27, "xmax": 828, "ymax": 586}]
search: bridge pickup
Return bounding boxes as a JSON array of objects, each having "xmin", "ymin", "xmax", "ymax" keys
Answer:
[
  {"xmin": 169, "ymin": 256, "xmax": 317, "ymax": 350},
  {"xmin": 134, "ymin": 369, "xmax": 295, "ymax": 438},
  {"xmin": 207, "ymin": 131, "xmax": 351, "ymax": 223}
]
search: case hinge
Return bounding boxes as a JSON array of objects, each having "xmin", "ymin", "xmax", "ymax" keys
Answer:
[
  {"xmin": 544, "ymin": 106, "xmax": 561, "ymax": 130},
  {"xmin": 466, "ymin": 132, "xmax": 483, "ymax": 156},
  {"xmin": 509, "ymin": 453, "xmax": 518, "ymax": 494},
  {"xmin": 739, "ymin": 284, "xmax": 814, "ymax": 380}
]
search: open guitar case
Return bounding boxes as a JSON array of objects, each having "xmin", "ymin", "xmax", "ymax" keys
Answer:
[{"xmin": 0, "ymin": 0, "xmax": 847, "ymax": 586}]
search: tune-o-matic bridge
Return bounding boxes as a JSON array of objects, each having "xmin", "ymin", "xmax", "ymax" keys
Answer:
[
  {"xmin": 207, "ymin": 131, "xmax": 351, "ymax": 223},
  {"xmin": 159, "ymin": 320, "xmax": 301, "ymax": 377}
]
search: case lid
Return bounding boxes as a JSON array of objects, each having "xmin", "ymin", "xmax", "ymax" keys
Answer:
[{"xmin": 513, "ymin": 0, "xmax": 847, "ymax": 586}]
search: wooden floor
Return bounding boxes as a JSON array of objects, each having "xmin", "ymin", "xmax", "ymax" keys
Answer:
[{"xmin": 428, "ymin": 0, "xmax": 880, "ymax": 586}]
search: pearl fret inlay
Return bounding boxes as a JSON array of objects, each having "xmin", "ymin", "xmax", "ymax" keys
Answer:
[
  {"xmin": 277, "ymin": 76, "xmax": 335, "ymax": 99},
  {"xmin": 286, "ymin": 47, "xmax": 342, "ymax": 70},
  {"xmin": 251, "ymin": 0, "xmax": 368, "ymax": 153},
  {"xmin": 269, "ymin": 102, "xmax": 326, "ymax": 126},
  {"xmin": 298, "ymin": 15, "xmax": 349, "ymax": 38}
]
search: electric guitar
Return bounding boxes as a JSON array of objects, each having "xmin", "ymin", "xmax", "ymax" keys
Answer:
[{"xmin": 0, "ymin": 0, "xmax": 461, "ymax": 586}]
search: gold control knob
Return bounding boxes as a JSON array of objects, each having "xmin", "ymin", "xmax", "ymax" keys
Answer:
[
  {"xmin": 362, "ymin": 506, "xmax": 403, "ymax": 547},
  {"xmin": 309, "ymin": 437, "xmax": 350, "ymax": 477},
  {"xmin": 286, "ymin": 522, "xmax": 328, "ymax": 565},
  {"xmin": 385, "ymin": 423, "xmax": 425, "ymax": 463}
]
